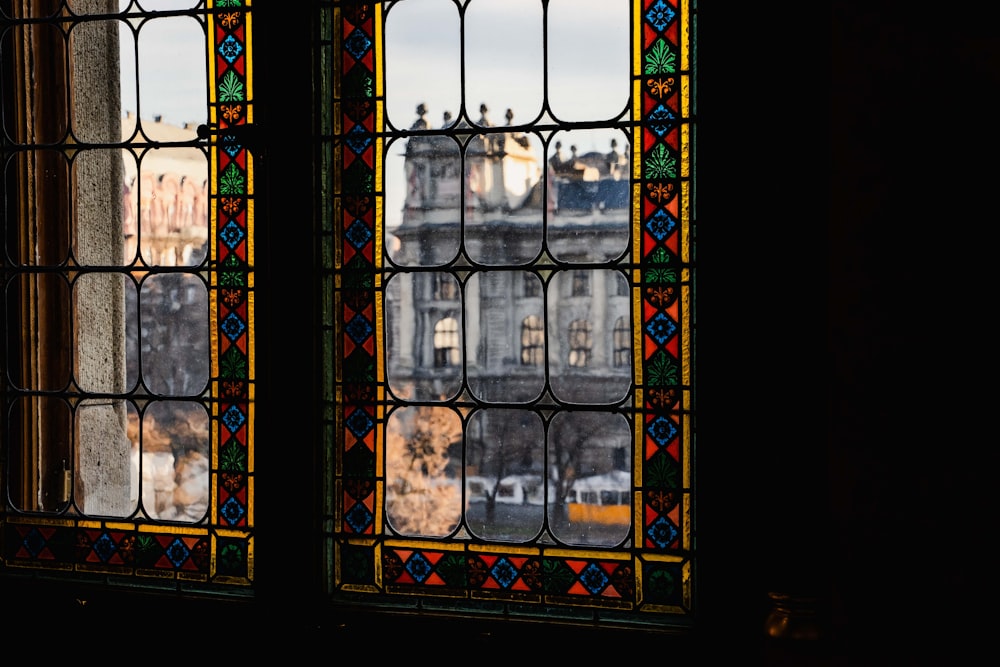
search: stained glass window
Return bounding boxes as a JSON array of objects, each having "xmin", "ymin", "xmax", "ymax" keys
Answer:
[
  {"xmin": 0, "ymin": 0, "xmax": 255, "ymax": 588},
  {"xmin": 323, "ymin": 0, "xmax": 695, "ymax": 627}
]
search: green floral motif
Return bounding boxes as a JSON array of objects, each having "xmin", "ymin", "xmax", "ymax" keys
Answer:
[
  {"xmin": 645, "ymin": 144, "xmax": 677, "ymax": 180},
  {"xmin": 542, "ymin": 558, "xmax": 577, "ymax": 594},
  {"xmin": 645, "ymin": 566, "xmax": 679, "ymax": 603},
  {"xmin": 644, "ymin": 38, "xmax": 677, "ymax": 74},
  {"xmin": 220, "ymin": 163, "xmax": 246, "ymax": 194},
  {"xmin": 216, "ymin": 0, "xmax": 242, "ymax": 6},
  {"xmin": 647, "ymin": 267, "xmax": 678, "ymax": 283},
  {"xmin": 218, "ymin": 70, "xmax": 245, "ymax": 102},
  {"xmin": 218, "ymin": 543, "xmax": 245, "ymax": 575},
  {"xmin": 646, "ymin": 350, "xmax": 679, "ymax": 386},
  {"xmin": 220, "ymin": 347, "xmax": 248, "ymax": 379},
  {"xmin": 646, "ymin": 451, "xmax": 681, "ymax": 488},
  {"xmin": 219, "ymin": 271, "xmax": 246, "ymax": 287},
  {"xmin": 220, "ymin": 440, "xmax": 247, "ymax": 471},
  {"xmin": 435, "ymin": 553, "xmax": 468, "ymax": 587},
  {"xmin": 648, "ymin": 247, "xmax": 673, "ymax": 266}
]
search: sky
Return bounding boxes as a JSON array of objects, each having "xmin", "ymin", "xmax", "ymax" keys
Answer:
[{"xmin": 118, "ymin": 0, "xmax": 631, "ymax": 224}]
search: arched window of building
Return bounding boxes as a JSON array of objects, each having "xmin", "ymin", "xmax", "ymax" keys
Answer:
[
  {"xmin": 520, "ymin": 315, "xmax": 544, "ymax": 365},
  {"xmin": 433, "ymin": 317, "xmax": 461, "ymax": 367},
  {"xmin": 572, "ymin": 270, "xmax": 591, "ymax": 296},
  {"xmin": 613, "ymin": 316, "xmax": 631, "ymax": 368},
  {"xmin": 568, "ymin": 319, "xmax": 593, "ymax": 367}
]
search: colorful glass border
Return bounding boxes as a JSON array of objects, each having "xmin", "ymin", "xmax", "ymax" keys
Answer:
[
  {"xmin": 0, "ymin": 0, "xmax": 256, "ymax": 588},
  {"xmin": 328, "ymin": 0, "xmax": 694, "ymax": 624}
]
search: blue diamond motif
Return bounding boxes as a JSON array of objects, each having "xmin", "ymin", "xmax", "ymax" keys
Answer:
[
  {"xmin": 221, "ymin": 312, "xmax": 247, "ymax": 342},
  {"xmin": 344, "ymin": 125, "xmax": 372, "ymax": 155},
  {"xmin": 222, "ymin": 405, "xmax": 246, "ymax": 433},
  {"xmin": 92, "ymin": 533, "xmax": 117, "ymax": 562},
  {"xmin": 220, "ymin": 220, "xmax": 245, "ymax": 249},
  {"xmin": 345, "ymin": 220, "xmax": 372, "ymax": 249},
  {"xmin": 578, "ymin": 563, "xmax": 611, "ymax": 595},
  {"xmin": 345, "ymin": 408, "xmax": 374, "ymax": 438},
  {"xmin": 645, "ymin": 0, "xmax": 677, "ymax": 31},
  {"xmin": 648, "ymin": 104, "xmax": 678, "ymax": 137},
  {"xmin": 221, "ymin": 497, "xmax": 246, "ymax": 525},
  {"xmin": 646, "ymin": 209, "xmax": 677, "ymax": 240},
  {"xmin": 218, "ymin": 35, "xmax": 243, "ymax": 64},
  {"xmin": 490, "ymin": 558, "xmax": 519, "ymax": 588},
  {"xmin": 23, "ymin": 528, "xmax": 46, "ymax": 557},
  {"xmin": 647, "ymin": 415, "xmax": 679, "ymax": 446},
  {"xmin": 165, "ymin": 538, "xmax": 191, "ymax": 567},
  {"xmin": 645, "ymin": 312, "xmax": 677, "ymax": 345},
  {"xmin": 221, "ymin": 135, "xmax": 242, "ymax": 157},
  {"xmin": 344, "ymin": 28, "xmax": 372, "ymax": 61},
  {"xmin": 405, "ymin": 552, "xmax": 433, "ymax": 583},
  {"xmin": 646, "ymin": 516, "xmax": 680, "ymax": 549},
  {"xmin": 345, "ymin": 314, "xmax": 373, "ymax": 346},
  {"xmin": 345, "ymin": 502, "xmax": 374, "ymax": 532}
]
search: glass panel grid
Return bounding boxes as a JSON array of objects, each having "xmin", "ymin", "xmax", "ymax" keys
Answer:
[
  {"xmin": 326, "ymin": 0, "xmax": 694, "ymax": 626},
  {"xmin": 1, "ymin": 0, "xmax": 255, "ymax": 589}
]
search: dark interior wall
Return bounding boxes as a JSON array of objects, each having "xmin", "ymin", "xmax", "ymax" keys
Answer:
[{"xmin": 825, "ymin": 1, "xmax": 994, "ymax": 656}]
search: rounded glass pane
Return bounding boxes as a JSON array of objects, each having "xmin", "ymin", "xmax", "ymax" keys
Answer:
[
  {"xmin": 547, "ymin": 410, "xmax": 631, "ymax": 547},
  {"xmin": 465, "ymin": 409, "xmax": 545, "ymax": 542},
  {"xmin": 385, "ymin": 405, "xmax": 463, "ymax": 538},
  {"xmin": 139, "ymin": 273, "xmax": 208, "ymax": 396}
]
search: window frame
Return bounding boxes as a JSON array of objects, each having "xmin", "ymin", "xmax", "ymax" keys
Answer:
[{"xmin": 324, "ymin": 0, "xmax": 696, "ymax": 631}]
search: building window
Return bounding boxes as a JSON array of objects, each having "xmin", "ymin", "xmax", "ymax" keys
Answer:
[
  {"xmin": 1, "ymin": 1, "xmax": 255, "ymax": 585},
  {"xmin": 567, "ymin": 319, "xmax": 593, "ymax": 368},
  {"xmin": 520, "ymin": 315, "xmax": 544, "ymax": 365},
  {"xmin": 326, "ymin": 0, "xmax": 694, "ymax": 627},
  {"xmin": 433, "ymin": 316, "xmax": 460, "ymax": 367},
  {"xmin": 614, "ymin": 315, "xmax": 631, "ymax": 367}
]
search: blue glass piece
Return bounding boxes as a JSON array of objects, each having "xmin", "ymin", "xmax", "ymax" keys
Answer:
[
  {"xmin": 165, "ymin": 538, "xmax": 191, "ymax": 567},
  {"xmin": 645, "ymin": 312, "xmax": 677, "ymax": 345},
  {"xmin": 645, "ymin": 0, "xmax": 677, "ymax": 32},
  {"xmin": 404, "ymin": 551, "xmax": 433, "ymax": 583},
  {"xmin": 579, "ymin": 562, "xmax": 611, "ymax": 595},
  {"xmin": 222, "ymin": 405, "xmax": 247, "ymax": 433},
  {"xmin": 345, "ymin": 313, "xmax": 374, "ymax": 346},
  {"xmin": 218, "ymin": 34, "xmax": 244, "ymax": 63},
  {"xmin": 647, "ymin": 415, "xmax": 678, "ymax": 447},
  {"xmin": 489, "ymin": 557, "xmax": 518, "ymax": 589},
  {"xmin": 645, "ymin": 209, "xmax": 677, "ymax": 240},
  {"xmin": 646, "ymin": 516, "xmax": 679, "ymax": 549},
  {"xmin": 221, "ymin": 312, "xmax": 247, "ymax": 341},
  {"xmin": 345, "ymin": 408, "xmax": 374, "ymax": 439},
  {"xmin": 345, "ymin": 502, "xmax": 374, "ymax": 533},
  {"xmin": 221, "ymin": 497, "xmax": 246, "ymax": 525}
]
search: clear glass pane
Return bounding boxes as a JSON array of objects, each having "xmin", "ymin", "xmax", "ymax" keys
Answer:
[
  {"xmin": 7, "ymin": 396, "xmax": 72, "ymax": 512},
  {"xmin": 136, "ymin": 147, "xmax": 210, "ymax": 267},
  {"xmin": 74, "ymin": 398, "xmax": 133, "ymax": 517},
  {"xmin": 5, "ymin": 273, "xmax": 71, "ymax": 391},
  {"xmin": 139, "ymin": 273, "xmax": 208, "ymax": 396},
  {"xmin": 384, "ymin": 272, "xmax": 463, "ymax": 401},
  {"xmin": 72, "ymin": 149, "xmax": 127, "ymax": 266},
  {"xmin": 2, "ymin": 24, "xmax": 69, "ymax": 143},
  {"xmin": 136, "ymin": 0, "xmax": 200, "ymax": 10},
  {"xmin": 548, "ymin": 129, "xmax": 630, "ymax": 263},
  {"xmin": 385, "ymin": 405, "xmax": 463, "ymax": 537},
  {"xmin": 465, "ymin": 0, "xmax": 543, "ymax": 126},
  {"xmin": 465, "ymin": 409, "xmax": 544, "ymax": 542},
  {"xmin": 3, "ymin": 150, "xmax": 72, "ymax": 266},
  {"xmin": 547, "ymin": 269, "xmax": 631, "ymax": 404},
  {"xmin": 70, "ymin": 19, "xmax": 129, "ymax": 144},
  {"xmin": 547, "ymin": 0, "xmax": 629, "ymax": 122},
  {"xmin": 138, "ymin": 399, "xmax": 209, "ymax": 522},
  {"xmin": 547, "ymin": 411, "xmax": 631, "ymax": 546},
  {"xmin": 136, "ymin": 15, "xmax": 206, "ymax": 137},
  {"xmin": 465, "ymin": 131, "xmax": 544, "ymax": 265},
  {"xmin": 466, "ymin": 271, "xmax": 544, "ymax": 402},
  {"xmin": 384, "ymin": 0, "xmax": 460, "ymax": 131},
  {"xmin": 73, "ymin": 272, "xmax": 130, "ymax": 393},
  {"xmin": 386, "ymin": 136, "xmax": 462, "ymax": 266}
]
